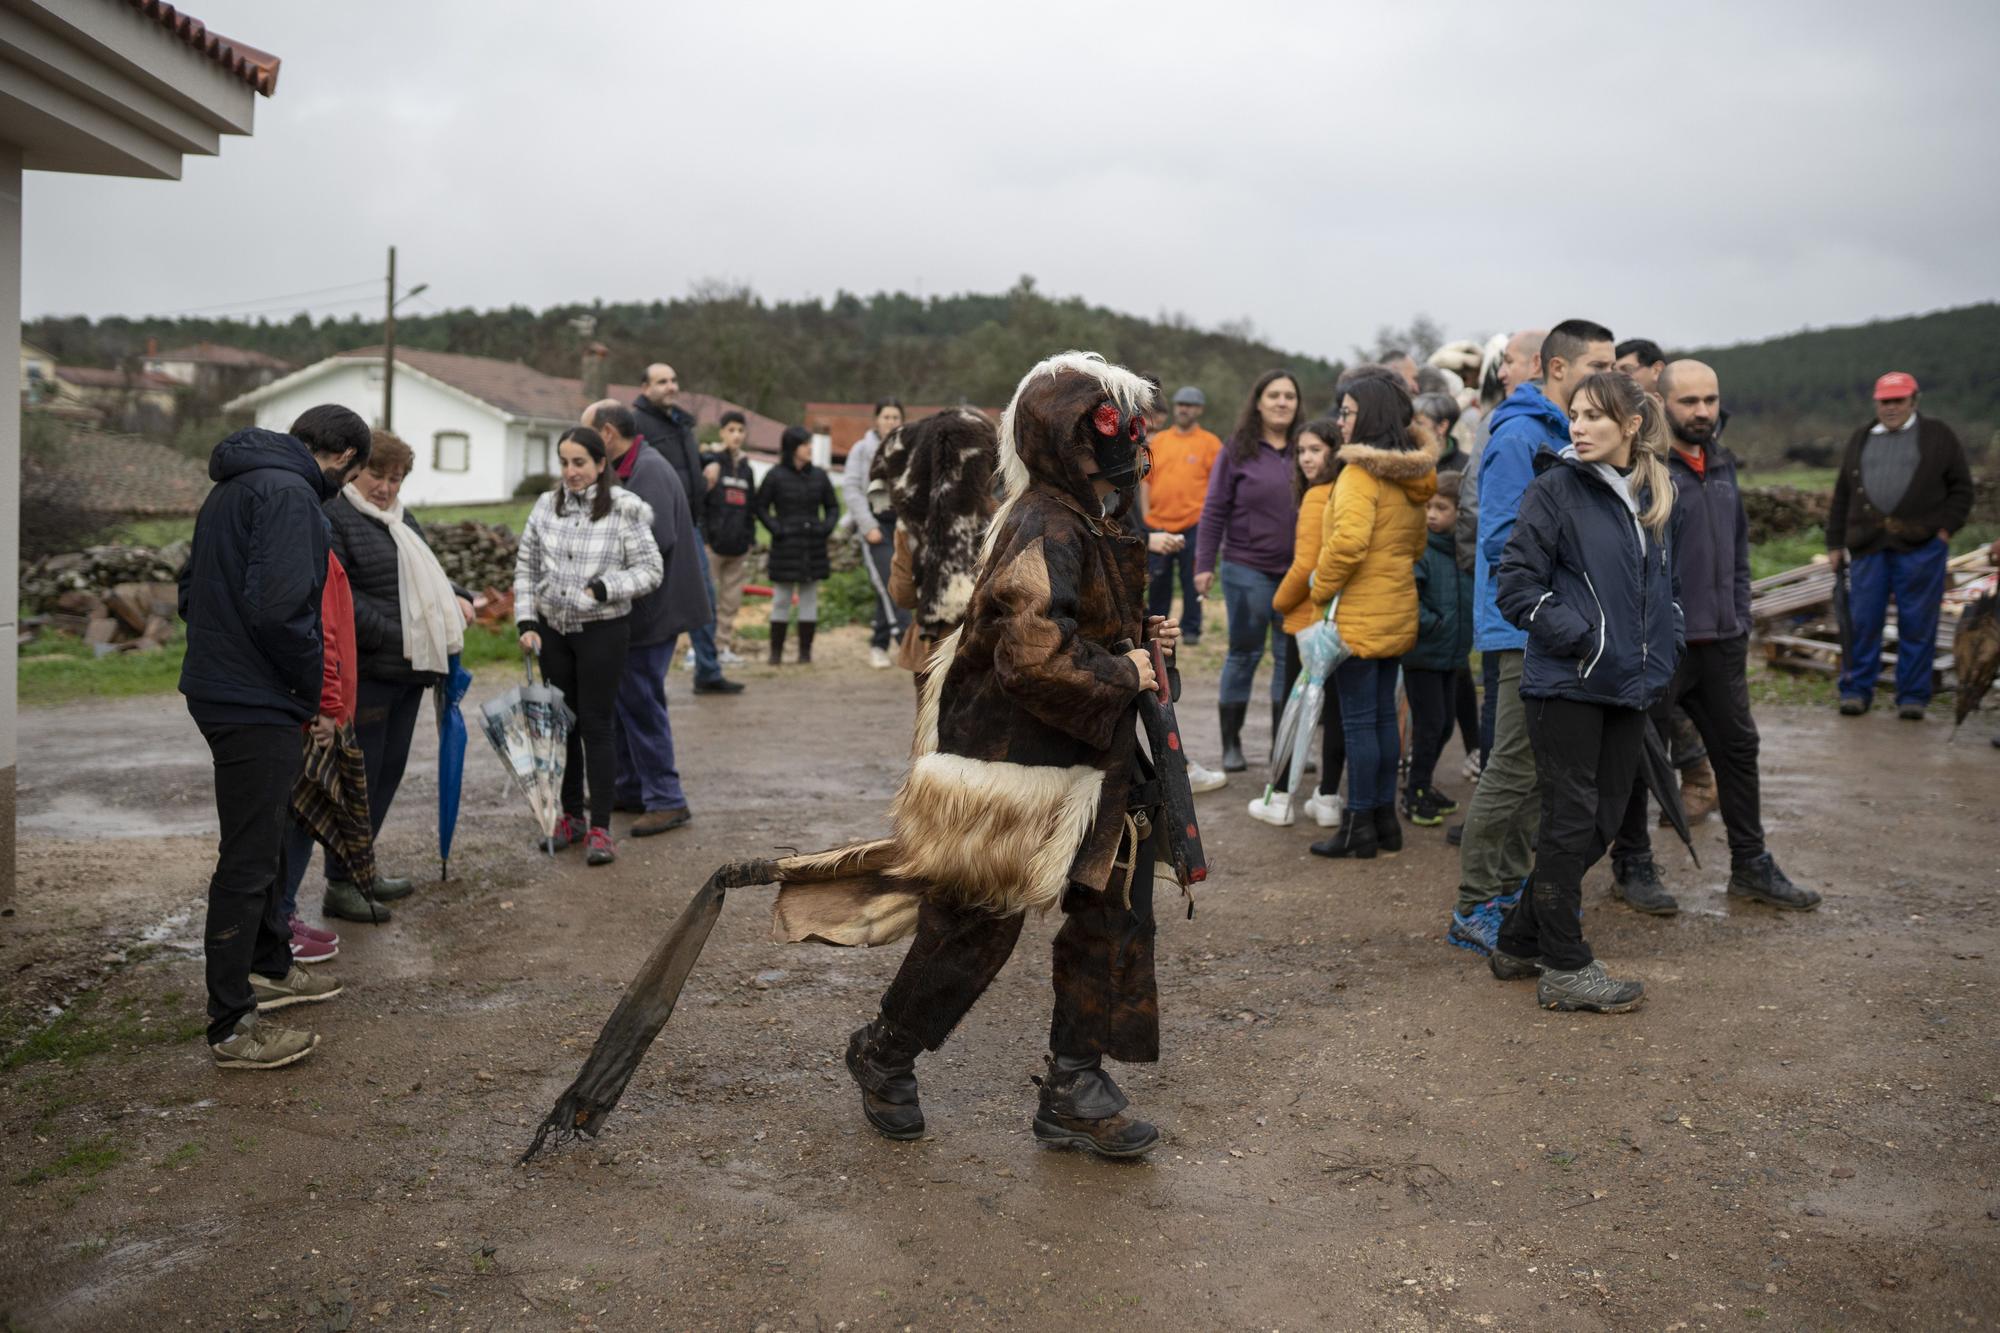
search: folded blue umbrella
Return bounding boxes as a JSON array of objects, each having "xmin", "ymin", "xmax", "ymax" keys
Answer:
[{"xmin": 435, "ymin": 653, "xmax": 473, "ymax": 881}]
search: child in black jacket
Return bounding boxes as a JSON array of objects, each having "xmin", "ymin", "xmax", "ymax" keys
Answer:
[{"xmin": 1490, "ymin": 372, "xmax": 1682, "ymax": 1014}]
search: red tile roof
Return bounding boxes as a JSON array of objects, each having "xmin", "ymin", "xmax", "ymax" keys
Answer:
[
  {"xmin": 152, "ymin": 341, "xmax": 292, "ymax": 370},
  {"xmin": 130, "ymin": 1, "xmax": 280, "ymax": 95},
  {"xmin": 55, "ymin": 365, "xmax": 182, "ymax": 391}
]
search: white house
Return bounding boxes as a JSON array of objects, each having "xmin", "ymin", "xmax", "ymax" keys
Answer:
[
  {"xmin": 2, "ymin": 0, "xmax": 279, "ymax": 896},
  {"xmin": 226, "ymin": 347, "xmax": 584, "ymax": 505}
]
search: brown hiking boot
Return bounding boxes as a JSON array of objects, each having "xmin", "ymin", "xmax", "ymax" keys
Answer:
[
  {"xmin": 1032, "ymin": 1053, "xmax": 1159, "ymax": 1159},
  {"xmin": 1678, "ymin": 758, "xmax": 1718, "ymax": 824},
  {"xmin": 845, "ymin": 1020, "xmax": 925, "ymax": 1141},
  {"xmin": 631, "ymin": 807, "xmax": 691, "ymax": 837}
]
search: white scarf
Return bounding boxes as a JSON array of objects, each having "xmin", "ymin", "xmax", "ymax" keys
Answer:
[{"xmin": 342, "ymin": 483, "xmax": 464, "ymax": 673}]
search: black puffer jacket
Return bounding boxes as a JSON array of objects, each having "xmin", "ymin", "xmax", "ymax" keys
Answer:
[
  {"xmin": 324, "ymin": 492, "xmax": 468, "ymax": 686},
  {"xmin": 754, "ymin": 455, "xmax": 839, "ymax": 584},
  {"xmin": 178, "ymin": 428, "xmax": 336, "ymax": 725},
  {"xmin": 1498, "ymin": 449, "xmax": 1683, "ymax": 711}
]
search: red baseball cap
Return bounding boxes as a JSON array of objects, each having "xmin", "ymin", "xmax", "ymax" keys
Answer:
[{"xmin": 1873, "ymin": 371, "xmax": 1919, "ymax": 400}]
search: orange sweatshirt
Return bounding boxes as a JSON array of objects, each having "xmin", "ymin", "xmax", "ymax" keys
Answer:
[{"xmin": 1144, "ymin": 425, "xmax": 1223, "ymax": 532}]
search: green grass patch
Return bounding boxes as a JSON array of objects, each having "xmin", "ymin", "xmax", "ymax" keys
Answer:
[
  {"xmin": 2, "ymin": 993, "xmax": 205, "ymax": 1070},
  {"xmin": 155, "ymin": 1142, "xmax": 200, "ymax": 1171},
  {"xmin": 104, "ymin": 516, "xmax": 196, "ymax": 548},
  {"xmin": 18, "ymin": 634, "xmax": 187, "ymax": 707},
  {"xmin": 412, "ymin": 500, "xmax": 534, "ymax": 531},
  {"xmin": 1749, "ymin": 522, "xmax": 1999, "ymax": 581},
  {"xmin": 15, "ymin": 1137, "xmax": 121, "ymax": 1187},
  {"xmin": 1738, "ymin": 466, "xmax": 1837, "ymax": 491}
]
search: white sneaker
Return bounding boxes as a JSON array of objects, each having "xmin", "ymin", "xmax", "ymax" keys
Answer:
[
  {"xmin": 869, "ymin": 646, "xmax": 893, "ymax": 669},
  {"xmin": 1185, "ymin": 760, "xmax": 1227, "ymax": 794},
  {"xmin": 1247, "ymin": 792, "xmax": 1295, "ymax": 827},
  {"xmin": 717, "ymin": 648, "xmax": 745, "ymax": 666},
  {"xmin": 1461, "ymin": 751, "xmax": 1483, "ymax": 783},
  {"xmin": 1301, "ymin": 791, "xmax": 1343, "ymax": 827},
  {"xmin": 677, "ymin": 651, "xmax": 696, "ymax": 672}
]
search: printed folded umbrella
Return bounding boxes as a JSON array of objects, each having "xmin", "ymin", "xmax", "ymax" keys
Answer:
[
  {"xmin": 290, "ymin": 722, "xmax": 376, "ymax": 895},
  {"xmin": 479, "ymin": 651, "xmax": 574, "ymax": 847},
  {"xmin": 1264, "ymin": 596, "xmax": 1351, "ymax": 803},
  {"xmin": 435, "ymin": 653, "xmax": 473, "ymax": 879}
]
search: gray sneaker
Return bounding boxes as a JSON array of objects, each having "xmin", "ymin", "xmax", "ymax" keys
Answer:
[
  {"xmin": 1537, "ymin": 961, "xmax": 1645, "ymax": 1013},
  {"xmin": 211, "ymin": 1015, "xmax": 318, "ymax": 1069},
  {"xmin": 1489, "ymin": 950, "xmax": 1543, "ymax": 981},
  {"xmin": 250, "ymin": 965, "xmax": 343, "ymax": 1012}
]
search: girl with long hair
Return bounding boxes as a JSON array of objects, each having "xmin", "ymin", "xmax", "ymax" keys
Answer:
[
  {"xmin": 1308, "ymin": 376, "xmax": 1440, "ymax": 859},
  {"xmin": 1193, "ymin": 370, "xmax": 1303, "ymax": 771},
  {"xmin": 515, "ymin": 425, "xmax": 664, "ymax": 866},
  {"xmin": 1488, "ymin": 371, "xmax": 1680, "ymax": 1013}
]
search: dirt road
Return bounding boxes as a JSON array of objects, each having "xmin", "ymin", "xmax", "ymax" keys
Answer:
[{"xmin": 4, "ymin": 629, "xmax": 1997, "ymax": 1330}]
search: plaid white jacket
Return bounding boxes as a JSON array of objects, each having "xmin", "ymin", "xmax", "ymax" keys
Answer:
[{"xmin": 514, "ymin": 485, "xmax": 664, "ymax": 634}]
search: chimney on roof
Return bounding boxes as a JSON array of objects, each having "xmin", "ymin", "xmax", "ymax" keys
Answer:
[
  {"xmin": 582, "ymin": 341, "xmax": 608, "ymax": 403},
  {"xmin": 145, "ymin": 336, "xmax": 158, "ymax": 356}
]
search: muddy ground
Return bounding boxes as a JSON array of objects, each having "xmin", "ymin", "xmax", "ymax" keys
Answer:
[{"xmin": 3, "ymin": 627, "xmax": 1997, "ymax": 1331}]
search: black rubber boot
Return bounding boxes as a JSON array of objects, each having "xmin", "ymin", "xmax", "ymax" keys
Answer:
[
  {"xmin": 1219, "ymin": 703, "xmax": 1248, "ymax": 772},
  {"xmin": 767, "ymin": 621, "xmax": 788, "ymax": 666},
  {"xmin": 1373, "ymin": 804, "xmax": 1403, "ymax": 854},
  {"xmin": 1032, "ymin": 1053, "xmax": 1159, "ymax": 1159},
  {"xmin": 1310, "ymin": 808, "xmax": 1378, "ymax": 859},
  {"xmin": 845, "ymin": 1019, "xmax": 925, "ymax": 1141},
  {"xmin": 796, "ymin": 621, "xmax": 816, "ymax": 664}
]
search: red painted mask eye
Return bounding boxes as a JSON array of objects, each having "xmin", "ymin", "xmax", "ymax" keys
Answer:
[
  {"xmin": 1092, "ymin": 403, "xmax": 1120, "ymax": 436},
  {"xmin": 1128, "ymin": 416, "xmax": 1143, "ymax": 440}
]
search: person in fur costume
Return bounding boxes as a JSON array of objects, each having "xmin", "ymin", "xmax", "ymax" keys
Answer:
[
  {"xmin": 524, "ymin": 352, "xmax": 1189, "ymax": 1166},
  {"xmin": 878, "ymin": 408, "xmax": 1001, "ymax": 677}
]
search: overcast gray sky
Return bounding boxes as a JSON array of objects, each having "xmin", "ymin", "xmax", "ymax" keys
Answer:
[{"xmin": 22, "ymin": 0, "xmax": 2000, "ymax": 361}]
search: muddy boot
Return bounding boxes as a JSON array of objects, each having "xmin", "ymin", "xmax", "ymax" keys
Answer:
[
  {"xmin": 323, "ymin": 879, "xmax": 390, "ymax": 924},
  {"xmin": 1309, "ymin": 807, "xmax": 1377, "ymax": 859},
  {"xmin": 1610, "ymin": 855, "xmax": 1679, "ymax": 916},
  {"xmin": 796, "ymin": 621, "xmax": 817, "ymax": 664},
  {"xmin": 1219, "ymin": 702, "xmax": 1247, "ymax": 772},
  {"xmin": 1678, "ymin": 757, "xmax": 1718, "ymax": 824},
  {"xmin": 767, "ymin": 621, "xmax": 788, "ymax": 666},
  {"xmin": 1032, "ymin": 1053, "xmax": 1158, "ymax": 1159},
  {"xmin": 845, "ymin": 1019, "xmax": 925, "ymax": 1141}
]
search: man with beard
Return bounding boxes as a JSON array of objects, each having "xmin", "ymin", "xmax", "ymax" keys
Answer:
[{"xmin": 1607, "ymin": 360, "xmax": 1821, "ymax": 914}]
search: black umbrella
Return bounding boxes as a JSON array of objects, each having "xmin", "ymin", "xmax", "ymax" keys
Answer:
[{"xmin": 1640, "ymin": 721, "xmax": 1699, "ymax": 867}]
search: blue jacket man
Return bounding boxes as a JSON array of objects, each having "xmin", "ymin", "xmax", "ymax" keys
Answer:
[
  {"xmin": 180, "ymin": 407, "xmax": 369, "ymax": 1069},
  {"xmin": 1473, "ymin": 381, "xmax": 1570, "ymax": 652}
]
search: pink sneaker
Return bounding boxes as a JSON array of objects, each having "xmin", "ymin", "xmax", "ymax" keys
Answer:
[
  {"xmin": 289, "ymin": 915, "xmax": 339, "ymax": 947},
  {"xmin": 290, "ymin": 924, "xmax": 337, "ymax": 964},
  {"xmin": 540, "ymin": 813, "xmax": 587, "ymax": 853},
  {"xmin": 586, "ymin": 827, "xmax": 617, "ymax": 866}
]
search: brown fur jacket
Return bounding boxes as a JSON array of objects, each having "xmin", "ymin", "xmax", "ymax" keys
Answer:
[
  {"xmin": 879, "ymin": 409, "xmax": 1000, "ymax": 639},
  {"xmin": 766, "ymin": 354, "xmax": 1163, "ymax": 948}
]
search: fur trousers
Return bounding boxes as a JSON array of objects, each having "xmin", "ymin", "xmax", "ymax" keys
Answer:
[{"xmin": 877, "ymin": 825, "xmax": 1159, "ymax": 1064}]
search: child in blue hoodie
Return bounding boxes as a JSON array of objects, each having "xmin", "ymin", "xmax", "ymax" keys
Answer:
[{"xmin": 1402, "ymin": 472, "xmax": 1474, "ymax": 826}]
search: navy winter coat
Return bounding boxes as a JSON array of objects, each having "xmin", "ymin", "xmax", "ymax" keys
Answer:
[
  {"xmin": 1666, "ymin": 443, "xmax": 1751, "ymax": 643},
  {"xmin": 1497, "ymin": 450, "xmax": 1683, "ymax": 711},
  {"xmin": 1405, "ymin": 526, "xmax": 1473, "ymax": 671},
  {"xmin": 178, "ymin": 428, "xmax": 338, "ymax": 725}
]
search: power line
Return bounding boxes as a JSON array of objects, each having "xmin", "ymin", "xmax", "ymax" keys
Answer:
[{"xmin": 145, "ymin": 278, "xmax": 382, "ymax": 319}]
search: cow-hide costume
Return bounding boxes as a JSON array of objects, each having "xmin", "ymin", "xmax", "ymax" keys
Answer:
[
  {"xmin": 525, "ymin": 352, "xmax": 1185, "ymax": 1163},
  {"xmin": 877, "ymin": 408, "xmax": 1000, "ymax": 647}
]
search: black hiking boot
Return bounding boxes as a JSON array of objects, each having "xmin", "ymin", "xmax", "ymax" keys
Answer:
[
  {"xmin": 1488, "ymin": 949, "xmax": 1543, "ymax": 982},
  {"xmin": 1219, "ymin": 702, "xmax": 1247, "ymax": 772},
  {"xmin": 767, "ymin": 622, "xmax": 788, "ymax": 666},
  {"xmin": 1373, "ymin": 804, "xmax": 1403, "ymax": 854},
  {"xmin": 1031, "ymin": 1053, "xmax": 1159, "ymax": 1159},
  {"xmin": 1611, "ymin": 855, "xmax": 1680, "ymax": 916},
  {"xmin": 796, "ymin": 621, "xmax": 817, "ymax": 664},
  {"xmin": 845, "ymin": 1019, "xmax": 926, "ymax": 1141},
  {"xmin": 1727, "ymin": 854, "xmax": 1822, "ymax": 911},
  {"xmin": 1310, "ymin": 808, "xmax": 1378, "ymax": 859}
]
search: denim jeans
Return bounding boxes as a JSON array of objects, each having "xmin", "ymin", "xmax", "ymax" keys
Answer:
[
  {"xmin": 1218, "ymin": 560, "xmax": 1290, "ymax": 706},
  {"xmin": 1147, "ymin": 523, "xmax": 1203, "ymax": 641},
  {"xmin": 1333, "ymin": 655, "xmax": 1400, "ymax": 813},
  {"xmin": 614, "ymin": 635, "xmax": 686, "ymax": 812},
  {"xmin": 1840, "ymin": 539, "xmax": 1948, "ymax": 707},
  {"xmin": 688, "ymin": 539, "xmax": 723, "ymax": 682}
]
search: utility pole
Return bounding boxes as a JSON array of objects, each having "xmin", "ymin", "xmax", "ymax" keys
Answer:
[{"xmin": 382, "ymin": 244, "xmax": 397, "ymax": 430}]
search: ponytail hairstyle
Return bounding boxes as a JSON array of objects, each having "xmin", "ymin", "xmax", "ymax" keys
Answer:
[
  {"xmin": 1571, "ymin": 371, "xmax": 1674, "ymax": 538},
  {"xmin": 555, "ymin": 425, "xmax": 615, "ymax": 521}
]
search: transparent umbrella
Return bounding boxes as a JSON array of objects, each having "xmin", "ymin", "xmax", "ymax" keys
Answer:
[
  {"xmin": 479, "ymin": 651, "xmax": 574, "ymax": 848},
  {"xmin": 1263, "ymin": 597, "xmax": 1351, "ymax": 804}
]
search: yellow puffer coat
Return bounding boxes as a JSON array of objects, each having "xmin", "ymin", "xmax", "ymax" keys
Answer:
[
  {"xmin": 1272, "ymin": 481, "xmax": 1332, "ymax": 635},
  {"xmin": 1310, "ymin": 425, "xmax": 1442, "ymax": 659}
]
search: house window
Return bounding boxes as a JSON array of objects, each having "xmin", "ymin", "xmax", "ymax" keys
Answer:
[
  {"xmin": 524, "ymin": 432, "xmax": 552, "ymax": 476},
  {"xmin": 433, "ymin": 431, "xmax": 470, "ymax": 473}
]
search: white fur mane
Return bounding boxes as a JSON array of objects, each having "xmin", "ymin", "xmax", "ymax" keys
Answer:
[{"xmin": 984, "ymin": 350, "xmax": 1156, "ymax": 563}]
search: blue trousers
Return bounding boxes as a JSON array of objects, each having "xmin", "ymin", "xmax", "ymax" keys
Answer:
[
  {"xmin": 1333, "ymin": 655, "xmax": 1401, "ymax": 813},
  {"xmin": 1218, "ymin": 560, "xmax": 1290, "ymax": 706},
  {"xmin": 1146, "ymin": 523, "xmax": 1203, "ymax": 641},
  {"xmin": 688, "ymin": 540, "xmax": 722, "ymax": 682},
  {"xmin": 614, "ymin": 636, "xmax": 687, "ymax": 812},
  {"xmin": 1841, "ymin": 539, "xmax": 1948, "ymax": 707}
]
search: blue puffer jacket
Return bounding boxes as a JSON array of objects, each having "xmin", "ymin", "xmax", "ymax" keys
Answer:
[
  {"xmin": 1473, "ymin": 382, "xmax": 1570, "ymax": 652},
  {"xmin": 178, "ymin": 428, "xmax": 337, "ymax": 726},
  {"xmin": 1497, "ymin": 449, "xmax": 1682, "ymax": 710}
]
